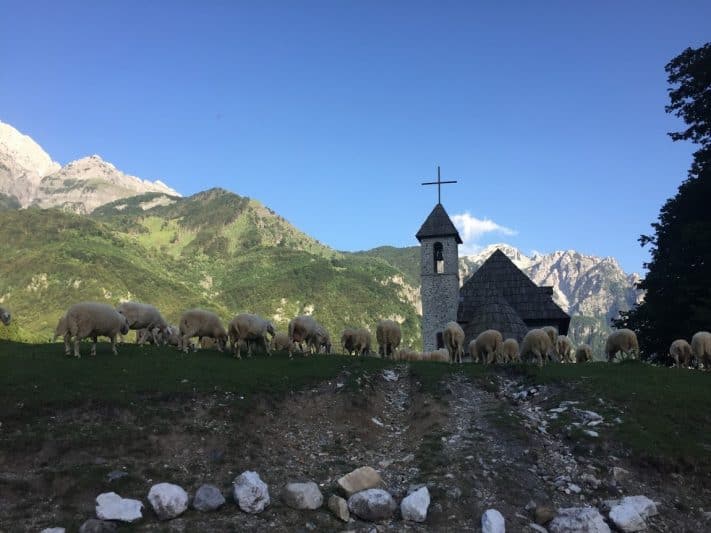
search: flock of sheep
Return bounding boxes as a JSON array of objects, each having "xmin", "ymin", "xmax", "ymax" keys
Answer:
[{"xmin": 1, "ymin": 302, "xmax": 710, "ymax": 369}]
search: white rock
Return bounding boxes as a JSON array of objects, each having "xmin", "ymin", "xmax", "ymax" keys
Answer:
[
  {"xmin": 608, "ymin": 496, "xmax": 658, "ymax": 532},
  {"xmin": 337, "ymin": 466, "xmax": 382, "ymax": 497},
  {"xmin": 568, "ymin": 483, "xmax": 582, "ymax": 494},
  {"xmin": 401, "ymin": 486, "xmax": 430, "ymax": 522},
  {"xmin": 482, "ymin": 509, "xmax": 506, "ymax": 533},
  {"xmin": 580, "ymin": 410, "xmax": 603, "ymax": 422},
  {"xmin": 233, "ymin": 471, "xmax": 270, "ymax": 514},
  {"xmin": 40, "ymin": 529, "xmax": 66, "ymax": 533},
  {"xmin": 612, "ymin": 467, "xmax": 631, "ymax": 482},
  {"xmin": 548, "ymin": 507, "xmax": 611, "ymax": 533},
  {"xmin": 382, "ymin": 370, "xmax": 398, "ymax": 381},
  {"xmin": 282, "ymin": 481, "xmax": 323, "ymax": 510},
  {"xmin": 529, "ymin": 525, "xmax": 548, "ymax": 533},
  {"xmin": 147, "ymin": 482, "xmax": 188, "ymax": 520},
  {"xmin": 95, "ymin": 492, "xmax": 143, "ymax": 523},
  {"xmin": 583, "ymin": 430, "xmax": 599, "ymax": 438},
  {"xmin": 347, "ymin": 488, "xmax": 397, "ymax": 521},
  {"xmin": 328, "ymin": 494, "xmax": 350, "ymax": 522}
]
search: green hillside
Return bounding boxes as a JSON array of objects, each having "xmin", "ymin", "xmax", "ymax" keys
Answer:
[
  {"xmin": 351, "ymin": 245, "xmax": 420, "ymax": 286},
  {"xmin": 0, "ymin": 189, "xmax": 422, "ymax": 347}
]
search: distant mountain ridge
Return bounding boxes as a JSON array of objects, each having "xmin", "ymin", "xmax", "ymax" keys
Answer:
[{"xmin": 0, "ymin": 121, "xmax": 180, "ymax": 213}]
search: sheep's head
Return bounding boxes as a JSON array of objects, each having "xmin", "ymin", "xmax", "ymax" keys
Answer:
[
  {"xmin": 216, "ymin": 332, "xmax": 228, "ymax": 351},
  {"xmin": 266, "ymin": 322, "xmax": 276, "ymax": 337},
  {"xmin": 119, "ymin": 315, "xmax": 130, "ymax": 335},
  {"xmin": 1, "ymin": 310, "xmax": 11, "ymax": 326}
]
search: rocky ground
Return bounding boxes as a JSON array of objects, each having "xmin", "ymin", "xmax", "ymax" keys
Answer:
[{"xmin": 3, "ymin": 365, "xmax": 711, "ymax": 532}]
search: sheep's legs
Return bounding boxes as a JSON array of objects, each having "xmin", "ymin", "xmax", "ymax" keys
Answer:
[
  {"xmin": 110, "ymin": 335, "xmax": 118, "ymax": 355},
  {"xmin": 90, "ymin": 336, "xmax": 98, "ymax": 356},
  {"xmin": 73, "ymin": 337, "xmax": 82, "ymax": 358}
]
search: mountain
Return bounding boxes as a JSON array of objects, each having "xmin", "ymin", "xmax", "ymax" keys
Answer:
[
  {"xmin": 0, "ymin": 189, "xmax": 421, "ymax": 348},
  {"xmin": 0, "ymin": 121, "xmax": 179, "ymax": 213}
]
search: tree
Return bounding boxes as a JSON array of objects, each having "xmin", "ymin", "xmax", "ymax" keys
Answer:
[{"xmin": 614, "ymin": 43, "xmax": 711, "ymax": 360}]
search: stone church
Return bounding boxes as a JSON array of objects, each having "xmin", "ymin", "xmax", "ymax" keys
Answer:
[{"xmin": 416, "ymin": 202, "xmax": 570, "ymax": 351}]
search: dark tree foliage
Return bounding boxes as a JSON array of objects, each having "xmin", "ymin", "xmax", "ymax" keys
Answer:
[{"xmin": 614, "ymin": 43, "xmax": 711, "ymax": 361}]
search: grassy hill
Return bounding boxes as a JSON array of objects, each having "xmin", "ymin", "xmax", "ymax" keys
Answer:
[{"xmin": 0, "ymin": 189, "xmax": 422, "ymax": 347}]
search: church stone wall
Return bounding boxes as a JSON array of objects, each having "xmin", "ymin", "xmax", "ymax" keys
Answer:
[{"xmin": 420, "ymin": 236, "xmax": 460, "ymax": 352}]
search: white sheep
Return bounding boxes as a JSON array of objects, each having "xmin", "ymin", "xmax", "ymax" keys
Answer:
[
  {"xmin": 520, "ymin": 329, "xmax": 554, "ymax": 367},
  {"xmin": 605, "ymin": 329, "xmax": 639, "ymax": 362},
  {"xmin": 556, "ymin": 335, "xmax": 575, "ymax": 363},
  {"xmin": 669, "ymin": 339, "xmax": 692, "ymax": 367},
  {"xmin": 575, "ymin": 344, "xmax": 593, "ymax": 363},
  {"xmin": 162, "ymin": 325, "xmax": 183, "ymax": 348},
  {"xmin": 502, "ymin": 338, "xmax": 520, "ymax": 363},
  {"xmin": 288, "ymin": 315, "xmax": 320, "ymax": 357},
  {"xmin": 116, "ymin": 301, "xmax": 168, "ymax": 346},
  {"xmin": 376, "ymin": 319, "xmax": 402, "ymax": 358},
  {"xmin": 472, "ymin": 329, "xmax": 503, "ymax": 364},
  {"xmin": 0, "ymin": 306, "xmax": 11, "ymax": 326},
  {"xmin": 394, "ymin": 347, "xmax": 450, "ymax": 363},
  {"xmin": 425, "ymin": 348, "xmax": 451, "ymax": 363},
  {"xmin": 63, "ymin": 302, "xmax": 130, "ymax": 357},
  {"xmin": 179, "ymin": 309, "xmax": 228, "ymax": 354},
  {"xmin": 341, "ymin": 328, "xmax": 372, "ymax": 356},
  {"xmin": 53, "ymin": 314, "xmax": 69, "ymax": 343},
  {"xmin": 443, "ymin": 321, "xmax": 465, "ymax": 364},
  {"xmin": 271, "ymin": 332, "xmax": 294, "ymax": 353},
  {"xmin": 691, "ymin": 331, "xmax": 711, "ymax": 370},
  {"xmin": 228, "ymin": 313, "xmax": 276, "ymax": 359},
  {"xmin": 310, "ymin": 324, "xmax": 332, "ymax": 354},
  {"xmin": 542, "ymin": 326, "xmax": 558, "ymax": 351}
]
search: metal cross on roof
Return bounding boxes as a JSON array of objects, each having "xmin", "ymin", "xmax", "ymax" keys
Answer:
[{"xmin": 421, "ymin": 166, "xmax": 458, "ymax": 204}]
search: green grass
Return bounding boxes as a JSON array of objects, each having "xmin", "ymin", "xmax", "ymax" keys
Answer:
[{"xmin": 511, "ymin": 361, "xmax": 711, "ymax": 470}]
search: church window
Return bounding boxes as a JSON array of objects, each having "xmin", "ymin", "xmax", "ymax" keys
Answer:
[
  {"xmin": 434, "ymin": 242, "xmax": 444, "ymax": 274},
  {"xmin": 436, "ymin": 331, "xmax": 444, "ymax": 349}
]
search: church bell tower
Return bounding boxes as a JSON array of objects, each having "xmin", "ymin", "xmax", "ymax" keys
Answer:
[{"xmin": 416, "ymin": 167, "xmax": 462, "ymax": 352}]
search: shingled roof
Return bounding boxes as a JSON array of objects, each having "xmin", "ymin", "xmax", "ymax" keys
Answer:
[
  {"xmin": 460, "ymin": 286, "xmax": 530, "ymax": 344},
  {"xmin": 416, "ymin": 203, "xmax": 463, "ymax": 244},
  {"xmin": 457, "ymin": 249, "xmax": 570, "ymax": 342}
]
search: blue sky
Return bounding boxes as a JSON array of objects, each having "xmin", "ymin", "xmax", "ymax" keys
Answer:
[{"xmin": 2, "ymin": 1, "xmax": 709, "ymax": 273}]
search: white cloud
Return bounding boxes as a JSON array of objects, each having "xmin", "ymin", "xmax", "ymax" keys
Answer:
[{"xmin": 451, "ymin": 211, "xmax": 517, "ymax": 255}]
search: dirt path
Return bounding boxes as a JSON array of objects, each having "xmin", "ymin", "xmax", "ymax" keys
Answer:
[{"xmin": 2, "ymin": 366, "xmax": 710, "ymax": 531}]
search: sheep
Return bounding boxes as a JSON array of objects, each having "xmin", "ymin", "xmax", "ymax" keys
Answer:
[
  {"xmin": 376, "ymin": 319, "xmax": 402, "ymax": 358},
  {"xmin": 341, "ymin": 328, "xmax": 372, "ymax": 356},
  {"xmin": 575, "ymin": 344, "xmax": 593, "ymax": 363},
  {"xmin": 556, "ymin": 335, "xmax": 575, "ymax": 363},
  {"xmin": 0, "ymin": 306, "xmax": 11, "ymax": 326},
  {"xmin": 288, "ymin": 315, "xmax": 323, "ymax": 357},
  {"xmin": 178, "ymin": 309, "xmax": 228, "ymax": 354},
  {"xmin": 116, "ymin": 302, "xmax": 168, "ymax": 346},
  {"xmin": 425, "ymin": 348, "xmax": 451, "ymax": 363},
  {"xmin": 53, "ymin": 314, "xmax": 69, "ymax": 343},
  {"xmin": 309, "ymin": 324, "xmax": 331, "ymax": 354},
  {"xmin": 668, "ymin": 339, "xmax": 693, "ymax": 367},
  {"xmin": 520, "ymin": 328, "xmax": 554, "ymax": 367},
  {"xmin": 691, "ymin": 331, "xmax": 711, "ymax": 370},
  {"xmin": 228, "ymin": 313, "xmax": 276, "ymax": 359},
  {"xmin": 136, "ymin": 327, "xmax": 163, "ymax": 345},
  {"xmin": 472, "ymin": 329, "xmax": 503, "ymax": 364},
  {"xmin": 162, "ymin": 325, "xmax": 183, "ymax": 348},
  {"xmin": 62, "ymin": 302, "xmax": 130, "ymax": 357},
  {"xmin": 502, "ymin": 338, "xmax": 520, "ymax": 363},
  {"xmin": 271, "ymin": 332, "xmax": 294, "ymax": 353},
  {"xmin": 443, "ymin": 322, "xmax": 465, "ymax": 364},
  {"xmin": 394, "ymin": 347, "xmax": 450, "ymax": 363},
  {"xmin": 605, "ymin": 328, "xmax": 639, "ymax": 362},
  {"xmin": 542, "ymin": 326, "xmax": 558, "ymax": 349}
]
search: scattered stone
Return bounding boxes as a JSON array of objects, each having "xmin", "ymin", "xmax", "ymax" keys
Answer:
[
  {"xmin": 482, "ymin": 509, "xmax": 505, "ymax": 533},
  {"xmin": 583, "ymin": 430, "xmax": 599, "ymax": 438},
  {"xmin": 95, "ymin": 492, "xmax": 143, "ymax": 523},
  {"xmin": 608, "ymin": 496, "xmax": 658, "ymax": 532},
  {"xmin": 525, "ymin": 500, "xmax": 537, "ymax": 511},
  {"xmin": 233, "ymin": 471, "xmax": 270, "ymax": 514},
  {"xmin": 580, "ymin": 410, "xmax": 603, "ymax": 422},
  {"xmin": 148, "ymin": 482, "xmax": 189, "ymax": 520},
  {"xmin": 401, "ymin": 486, "xmax": 430, "ymax": 522},
  {"xmin": 193, "ymin": 484, "xmax": 226, "ymax": 512},
  {"xmin": 371, "ymin": 417, "xmax": 385, "ymax": 427},
  {"xmin": 612, "ymin": 467, "xmax": 631, "ymax": 482},
  {"xmin": 328, "ymin": 494, "xmax": 350, "ymax": 522},
  {"xmin": 283, "ymin": 481, "xmax": 323, "ymax": 510},
  {"xmin": 382, "ymin": 370, "xmax": 398, "ymax": 381},
  {"xmin": 549, "ymin": 407, "xmax": 568, "ymax": 414},
  {"xmin": 106, "ymin": 470, "xmax": 128, "ymax": 483},
  {"xmin": 534, "ymin": 506, "xmax": 556, "ymax": 525},
  {"xmin": 78, "ymin": 519, "xmax": 118, "ymax": 533},
  {"xmin": 40, "ymin": 529, "xmax": 65, "ymax": 533},
  {"xmin": 568, "ymin": 483, "xmax": 582, "ymax": 494},
  {"xmin": 548, "ymin": 507, "xmax": 611, "ymax": 533},
  {"xmin": 529, "ymin": 524, "xmax": 548, "ymax": 533},
  {"xmin": 337, "ymin": 466, "xmax": 383, "ymax": 497},
  {"xmin": 347, "ymin": 489, "xmax": 397, "ymax": 521},
  {"xmin": 580, "ymin": 473, "xmax": 602, "ymax": 489}
]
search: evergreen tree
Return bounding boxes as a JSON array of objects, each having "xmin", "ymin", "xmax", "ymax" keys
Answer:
[{"xmin": 614, "ymin": 43, "xmax": 711, "ymax": 360}]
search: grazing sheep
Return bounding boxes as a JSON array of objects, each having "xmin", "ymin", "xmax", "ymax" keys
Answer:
[
  {"xmin": 228, "ymin": 313, "xmax": 276, "ymax": 359},
  {"xmin": 425, "ymin": 348, "xmax": 451, "ymax": 363},
  {"xmin": 0, "ymin": 306, "xmax": 11, "ymax": 326},
  {"xmin": 135, "ymin": 327, "xmax": 163, "ymax": 345},
  {"xmin": 556, "ymin": 335, "xmax": 575, "ymax": 363},
  {"xmin": 669, "ymin": 339, "xmax": 693, "ymax": 367},
  {"xmin": 394, "ymin": 347, "xmax": 450, "ymax": 363},
  {"xmin": 310, "ymin": 324, "xmax": 332, "ymax": 354},
  {"xmin": 271, "ymin": 332, "xmax": 294, "ymax": 353},
  {"xmin": 162, "ymin": 325, "xmax": 183, "ymax": 348},
  {"xmin": 116, "ymin": 302, "xmax": 168, "ymax": 346},
  {"xmin": 288, "ymin": 315, "xmax": 322, "ymax": 357},
  {"xmin": 605, "ymin": 329, "xmax": 639, "ymax": 362},
  {"xmin": 520, "ymin": 329, "xmax": 554, "ymax": 367},
  {"xmin": 376, "ymin": 319, "xmax": 402, "ymax": 358},
  {"xmin": 575, "ymin": 344, "xmax": 593, "ymax": 363},
  {"xmin": 342, "ymin": 328, "xmax": 372, "ymax": 356},
  {"xmin": 53, "ymin": 314, "xmax": 69, "ymax": 343},
  {"xmin": 443, "ymin": 322, "xmax": 465, "ymax": 364},
  {"xmin": 179, "ymin": 309, "xmax": 228, "ymax": 354},
  {"xmin": 502, "ymin": 338, "xmax": 520, "ymax": 363},
  {"xmin": 542, "ymin": 326, "xmax": 558, "ymax": 349},
  {"xmin": 63, "ymin": 302, "xmax": 130, "ymax": 357},
  {"xmin": 472, "ymin": 329, "xmax": 504, "ymax": 364},
  {"xmin": 691, "ymin": 331, "xmax": 711, "ymax": 370}
]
